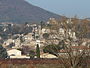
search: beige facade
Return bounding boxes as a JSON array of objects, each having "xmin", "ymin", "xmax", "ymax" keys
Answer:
[{"xmin": 40, "ymin": 53, "xmax": 57, "ymax": 58}]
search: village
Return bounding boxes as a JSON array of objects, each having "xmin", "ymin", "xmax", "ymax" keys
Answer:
[{"xmin": 0, "ymin": 17, "xmax": 90, "ymax": 59}]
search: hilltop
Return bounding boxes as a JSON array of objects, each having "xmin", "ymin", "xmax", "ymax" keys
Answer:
[{"xmin": 0, "ymin": 0, "xmax": 60, "ymax": 24}]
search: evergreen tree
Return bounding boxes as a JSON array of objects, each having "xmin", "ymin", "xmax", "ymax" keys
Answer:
[
  {"xmin": 36, "ymin": 44, "xmax": 40, "ymax": 58},
  {"xmin": 40, "ymin": 21, "xmax": 43, "ymax": 30},
  {"xmin": 0, "ymin": 45, "xmax": 8, "ymax": 59}
]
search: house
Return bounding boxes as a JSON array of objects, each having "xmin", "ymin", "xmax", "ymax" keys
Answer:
[
  {"xmin": 40, "ymin": 53, "xmax": 57, "ymax": 58},
  {"xmin": 7, "ymin": 49, "xmax": 21, "ymax": 56},
  {"xmin": 24, "ymin": 33, "xmax": 33, "ymax": 41},
  {"xmin": 58, "ymin": 45, "xmax": 90, "ymax": 57},
  {"xmin": 58, "ymin": 49, "xmax": 68, "ymax": 57},
  {"xmin": 41, "ymin": 28, "xmax": 50, "ymax": 34},
  {"xmin": 7, "ymin": 49, "xmax": 29, "ymax": 58},
  {"xmin": 3, "ymin": 39, "xmax": 14, "ymax": 47},
  {"xmin": 59, "ymin": 28, "xmax": 65, "ymax": 35},
  {"xmin": 48, "ymin": 18, "xmax": 58, "ymax": 25},
  {"xmin": 14, "ymin": 38, "xmax": 21, "ymax": 47}
]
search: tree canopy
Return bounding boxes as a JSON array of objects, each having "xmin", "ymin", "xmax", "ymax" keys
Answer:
[{"xmin": 0, "ymin": 45, "xmax": 8, "ymax": 59}]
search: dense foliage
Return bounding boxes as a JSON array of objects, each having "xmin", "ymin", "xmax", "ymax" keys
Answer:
[
  {"xmin": 43, "ymin": 44, "xmax": 62, "ymax": 56},
  {"xmin": 0, "ymin": 45, "xmax": 8, "ymax": 59}
]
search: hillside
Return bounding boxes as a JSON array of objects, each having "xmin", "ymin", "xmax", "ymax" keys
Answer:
[{"xmin": 0, "ymin": 0, "xmax": 60, "ymax": 24}]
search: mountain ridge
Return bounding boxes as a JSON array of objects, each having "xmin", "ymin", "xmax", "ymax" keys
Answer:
[{"xmin": 0, "ymin": 0, "xmax": 61, "ymax": 24}]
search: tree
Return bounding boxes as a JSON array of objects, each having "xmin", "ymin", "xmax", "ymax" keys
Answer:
[
  {"xmin": 57, "ymin": 39, "xmax": 90, "ymax": 68},
  {"xmin": 20, "ymin": 36, "xmax": 25, "ymax": 43},
  {"xmin": 20, "ymin": 46, "xmax": 31, "ymax": 55},
  {"xmin": 36, "ymin": 44, "xmax": 40, "ymax": 58},
  {"xmin": 29, "ymin": 50, "xmax": 35, "ymax": 59},
  {"xmin": 43, "ymin": 44, "xmax": 61, "ymax": 56},
  {"xmin": 40, "ymin": 21, "xmax": 43, "ymax": 30},
  {"xmin": 0, "ymin": 45, "xmax": 8, "ymax": 59},
  {"xmin": 43, "ymin": 33, "xmax": 49, "ymax": 39}
]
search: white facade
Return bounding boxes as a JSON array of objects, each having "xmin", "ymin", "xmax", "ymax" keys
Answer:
[
  {"xmin": 59, "ymin": 28, "xmax": 65, "ymax": 34},
  {"xmin": 14, "ymin": 38, "xmax": 21, "ymax": 47},
  {"xmin": 41, "ymin": 28, "xmax": 50, "ymax": 33},
  {"xmin": 9, "ymin": 55, "xmax": 30, "ymax": 59},
  {"xmin": 7, "ymin": 49, "xmax": 21, "ymax": 56},
  {"xmin": 36, "ymin": 40, "xmax": 41, "ymax": 47},
  {"xmin": 7, "ymin": 49, "xmax": 30, "ymax": 58}
]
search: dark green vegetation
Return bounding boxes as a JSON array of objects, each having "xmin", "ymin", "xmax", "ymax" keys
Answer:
[
  {"xmin": 0, "ymin": 0, "xmax": 60, "ymax": 23},
  {"xmin": 36, "ymin": 44, "xmax": 40, "ymax": 58},
  {"xmin": 0, "ymin": 45, "xmax": 8, "ymax": 59},
  {"xmin": 43, "ymin": 44, "xmax": 61, "ymax": 56}
]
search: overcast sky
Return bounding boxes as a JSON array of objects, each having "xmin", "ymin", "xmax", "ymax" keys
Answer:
[{"xmin": 26, "ymin": 0, "xmax": 90, "ymax": 18}]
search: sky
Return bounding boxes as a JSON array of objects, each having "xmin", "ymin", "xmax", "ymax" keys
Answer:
[{"xmin": 26, "ymin": 0, "xmax": 90, "ymax": 18}]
